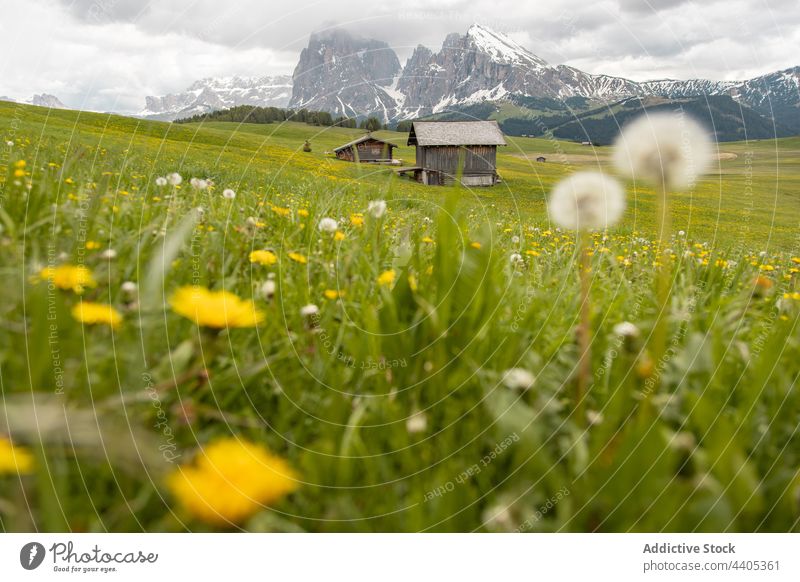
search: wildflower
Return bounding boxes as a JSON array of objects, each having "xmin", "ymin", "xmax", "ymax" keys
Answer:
[
  {"xmin": 249, "ymin": 250, "xmax": 278, "ymax": 266},
  {"xmin": 5, "ymin": 140, "xmax": 13, "ymax": 147},
  {"xmin": 318, "ymin": 217, "xmax": 338, "ymax": 233},
  {"xmin": 350, "ymin": 214, "xmax": 364, "ymax": 227},
  {"xmin": 85, "ymin": 240, "xmax": 101, "ymax": 250},
  {"xmin": 509, "ymin": 253, "xmax": 523, "ymax": 265},
  {"xmin": 300, "ymin": 304, "xmax": 319, "ymax": 317},
  {"xmin": 222, "ymin": 188, "xmax": 236, "ymax": 200},
  {"xmin": 422, "ymin": 236, "xmax": 434, "ymax": 244},
  {"xmin": 190, "ymin": 177, "xmax": 209, "ymax": 190},
  {"xmin": 367, "ymin": 199, "xmax": 387, "ymax": 219},
  {"xmin": 121, "ymin": 281, "xmax": 138, "ymax": 294},
  {"xmin": 470, "ymin": 241, "xmax": 482, "ymax": 249},
  {"xmin": 72, "ymin": 302, "xmax": 123, "ymax": 328},
  {"xmin": 323, "ymin": 289, "xmax": 340, "ymax": 300},
  {"xmin": 37, "ymin": 265, "xmax": 97, "ymax": 293},
  {"xmin": 613, "ymin": 321, "xmax": 640, "ymax": 338},
  {"xmin": 170, "ymin": 286, "xmax": 264, "ymax": 328},
  {"xmin": 271, "ymin": 205, "xmax": 291, "ymax": 217},
  {"xmin": 155, "ymin": 176, "xmax": 167, "ymax": 187},
  {"xmin": 753, "ymin": 276, "xmax": 773, "ymax": 291},
  {"xmin": 260, "ymin": 280, "xmax": 276, "ymax": 299},
  {"xmin": 406, "ymin": 412, "xmax": 427, "ymax": 434},
  {"xmin": 288, "ymin": 252, "xmax": 307, "ymax": 264},
  {"xmin": 613, "ymin": 112, "xmax": 712, "ymax": 190},
  {"xmin": 502, "ymin": 368, "xmax": 536, "ymax": 390},
  {"xmin": 334, "ymin": 231, "xmax": 346, "ymax": 241},
  {"xmin": 0, "ymin": 437, "xmax": 34, "ymax": 475},
  {"xmin": 548, "ymin": 172, "xmax": 625, "ymax": 230},
  {"xmin": 377, "ymin": 269, "xmax": 396, "ymax": 287},
  {"xmin": 167, "ymin": 172, "xmax": 182, "ymax": 186},
  {"xmin": 167, "ymin": 438, "xmax": 298, "ymax": 526},
  {"xmin": 297, "ymin": 209, "xmax": 309, "ymax": 218},
  {"xmin": 100, "ymin": 249, "xmax": 117, "ymax": 260}
]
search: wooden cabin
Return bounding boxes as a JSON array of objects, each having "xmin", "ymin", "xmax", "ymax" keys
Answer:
[
  {"xmin": 536, "ymin": 156, "xmax": 546, "ymax": 162},
  {"xmin": 333, "ymin": 134, "xmax": 398, "ymax": 163},
  {"xmin": 399, "ymin": 121, "xmax": 506, "ymax": 186}
]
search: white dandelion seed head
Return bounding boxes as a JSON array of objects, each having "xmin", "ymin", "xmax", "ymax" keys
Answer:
[
  {"xmin": 613, "ymin": 321, "xmax": 640, "ymax": 338},
  {"xmin": 7, "ymin": 140, "xmax": 14, "ymax": 147},
  {"xmin": 222, "ymin": 188, "xmax": 236, "ymax": 199},
  {"xmin": 190, "ymin": 178, "xmax": 209, "ymax": 190},
  {"xmin": 167, "ymin": 172, "xmax": 182, "ymax": 186},
  {"xmin": 502, "ymin": 368, "xmax": 536, "ymax": 390},
  {"xmin": 511, "ymin": 235, "xmax": 520, "ymax": 244},
  {"xmin": 100, "ymin": 248, "xmax": 117, "ymax": 260},
  {"xmin": 155, "ymin": 176, "xmax": 167, "ymax": 187},
  {"xmin": 367, "ymin": 199, "xmax": 387, "ymax": 218},
  {"xmin": 678, "ymin": 230, "xmax": 686, "ymax": 236},
  {"xmin": 260, "ymin": 280, "xmax": 276, "ymax": 298},
  {"xmin": 300, "ymin": 304, "xmax": 319, "ymax": 317},
  {"xmin": 509, "ymin": 253, "xmax": 523, "ymax": 264},
  {"xmin": 318, "ymin": 217, "xmax": 338, "ymax": 233},
  {"xmin": 612, "ymin": 112, "xmax": 712, "ymax": 190},
  {"xmin": 246, "ymin": 216, "xmax": 258, "ymax": 226},
  {"xmin": 121, "ymin": 281, "xmax": 137, "ymax": 294},
  {"xmin": 548, "ymin": 172, "xmax": 625, "ymax": 231},
  {"xmin": 406, "ymin": 411, "xmax": 427, "ymax": 434}
]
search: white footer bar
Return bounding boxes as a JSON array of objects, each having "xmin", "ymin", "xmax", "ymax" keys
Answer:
[{"xmin": 1, "ymin": 534, "xmax": 797, "ymax": 581}]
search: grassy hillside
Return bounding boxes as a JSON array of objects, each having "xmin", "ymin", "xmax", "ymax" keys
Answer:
[{"xmin": 1, "ymin": 101, "xmax": 799, "ymax": 533}]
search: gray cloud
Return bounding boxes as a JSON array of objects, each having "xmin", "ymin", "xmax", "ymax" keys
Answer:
[{"xmin": 5, "ymin": 0, "xmax": 798, "ymax": 112}]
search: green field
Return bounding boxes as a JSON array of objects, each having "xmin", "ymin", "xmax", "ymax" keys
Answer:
[{"xmin": 0, "ymin": 100, "xmax": 799, "ymax": 532}]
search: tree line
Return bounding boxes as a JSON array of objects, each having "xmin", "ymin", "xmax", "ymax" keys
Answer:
[{"xmin": 175, "ymin": 105, "xmax": 390, "ymax": 131}]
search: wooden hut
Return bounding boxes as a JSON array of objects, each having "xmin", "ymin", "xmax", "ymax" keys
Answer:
[
  {"xmin": 536, "ymin": 156, "xmax": 546, "ymax": 162},
  {"xmin": 333, "ymin": 134, "xmax": 398, "ymax": 163},
  {"xmin": 399, "ymin": 121, "xmax": 506, "ymax": 186}
]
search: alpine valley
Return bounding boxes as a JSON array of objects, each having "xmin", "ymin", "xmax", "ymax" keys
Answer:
[{"xmin": 142, "ymin": 24, "xmax": 799, "ymax": 143}]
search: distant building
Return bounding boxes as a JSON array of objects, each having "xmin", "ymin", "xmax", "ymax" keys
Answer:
[
  {"xmin": 581, "ymin": 141, "xmax": 593, "ymax": 146},
  {"xmin": 333, "ymin": 134, "xmax": 397, "ymax": 163},
  {"xmin": 399, "ymin": 120, "xmax": 507, "ymax": 186},
  {"xmin": 536, "ymin": 156, "xmax": 546, "ymax": 162}
]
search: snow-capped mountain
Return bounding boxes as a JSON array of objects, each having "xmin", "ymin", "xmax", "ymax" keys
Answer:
[
  {"xmin": 289, "ymin": 24, "xmax": 798, "ymax": 127},
  {"xmin": 140, "ymin": 75, "xmax": 292, "ymax": 121},
  {"xmin": 137, "ymin": 23, "xmax": 797, "ymax": 137},
  {"xmin": 0, "ymin": 94, "xmax": 67, "ymax": 108},
  {"xmin": 288, "ymin": 28, "xmax": 401, "ymax": 120}
]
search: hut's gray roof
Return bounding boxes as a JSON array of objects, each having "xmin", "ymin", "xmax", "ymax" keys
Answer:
[
  {"xmin": 333, "ymin": 134, "xmax": 398, "ymax": 152},
  {"xmin": 407, "ymin": 121, "xmax": 507, "ymax": 147}
]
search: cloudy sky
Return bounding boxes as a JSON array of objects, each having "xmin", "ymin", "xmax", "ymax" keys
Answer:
[{"xmin": 1, "ymin": 0, "xmax": 797, "ymax": 112}]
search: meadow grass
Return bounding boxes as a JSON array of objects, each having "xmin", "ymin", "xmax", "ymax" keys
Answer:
[{"xmin": 0, "ymin": 101, "xmax": 798, "ymax": 532}]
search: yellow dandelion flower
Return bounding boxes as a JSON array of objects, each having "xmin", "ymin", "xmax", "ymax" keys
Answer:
[
  {"xmin": 421, "ymin": 236, "xmax": 435, "ymax": 244},
  {"xmin": 14, "ymin": 168, "xmax": 25, "ymax": 178},
  {"xmin": 323, "ymin": 289, "xmax": 341, "ymax": 300},
  {"xmin": 783, "ymin": 292, "xmax": 800, "ymax": 301},
  {"xmin": 0, "ymin": 437, "xmax": 35, "ymax": 475},
  {"xmin": 37, "ymin": 265, "xmax": 97, "ymax": 293},
  {"xmin": 350, "ymin": 214, "xmax": 364, "ymax": 227},
  {"xmin": 792, "ymin": 257, "xmax": 800, "ymax": 265},
  {"xmin": 72, "ymin": 302, "xmax": 123, "ymax": 328},
  {"xmin": 167, "ymin": 438, "xmax": 298, "ymax": 526},
  {"xmin": 297, "ymin": 209, "xmax": 309, "ymax": 218},
  {"xmin": 526, "ymin": 250, "xmax": 540, "ymax": 257},
  {"xmin": 334, "ymin": 231, "xmax": 346, "ymax": 241},
  {"xmin": 759, "ymin": 264, "xmax": 775, "ymax": 272},
  {"xmin": 249, "ymin": 250, "xmax": 278, "ymax": 266},
  {"xmin": 271, "ymin": 205, "xmax": 291, "ymax": 217},
  {"xmin": 14, "ymin": 160, "xmax": 26, "ymax": 168},
  {"xmin": 377, "ymin": 269, "xmax": 396, "ymax": 287},
  {"xmin": 170, "ymin": 286, "xmax": 264, "ymax": 328},
  {"xmin": 408, "ymin": 274, "xmax": 418, "ymax": 292},
  {"xmin": 85, "ymin": 240, "xmax": 101, "ymax": 250},
  {"xmin": 288, "ymin": 252, "xmax": 307, "ymax": 265},
  {"xmin": 470, "ymin": 242, "xmax": 482, "ymax": 250}
]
